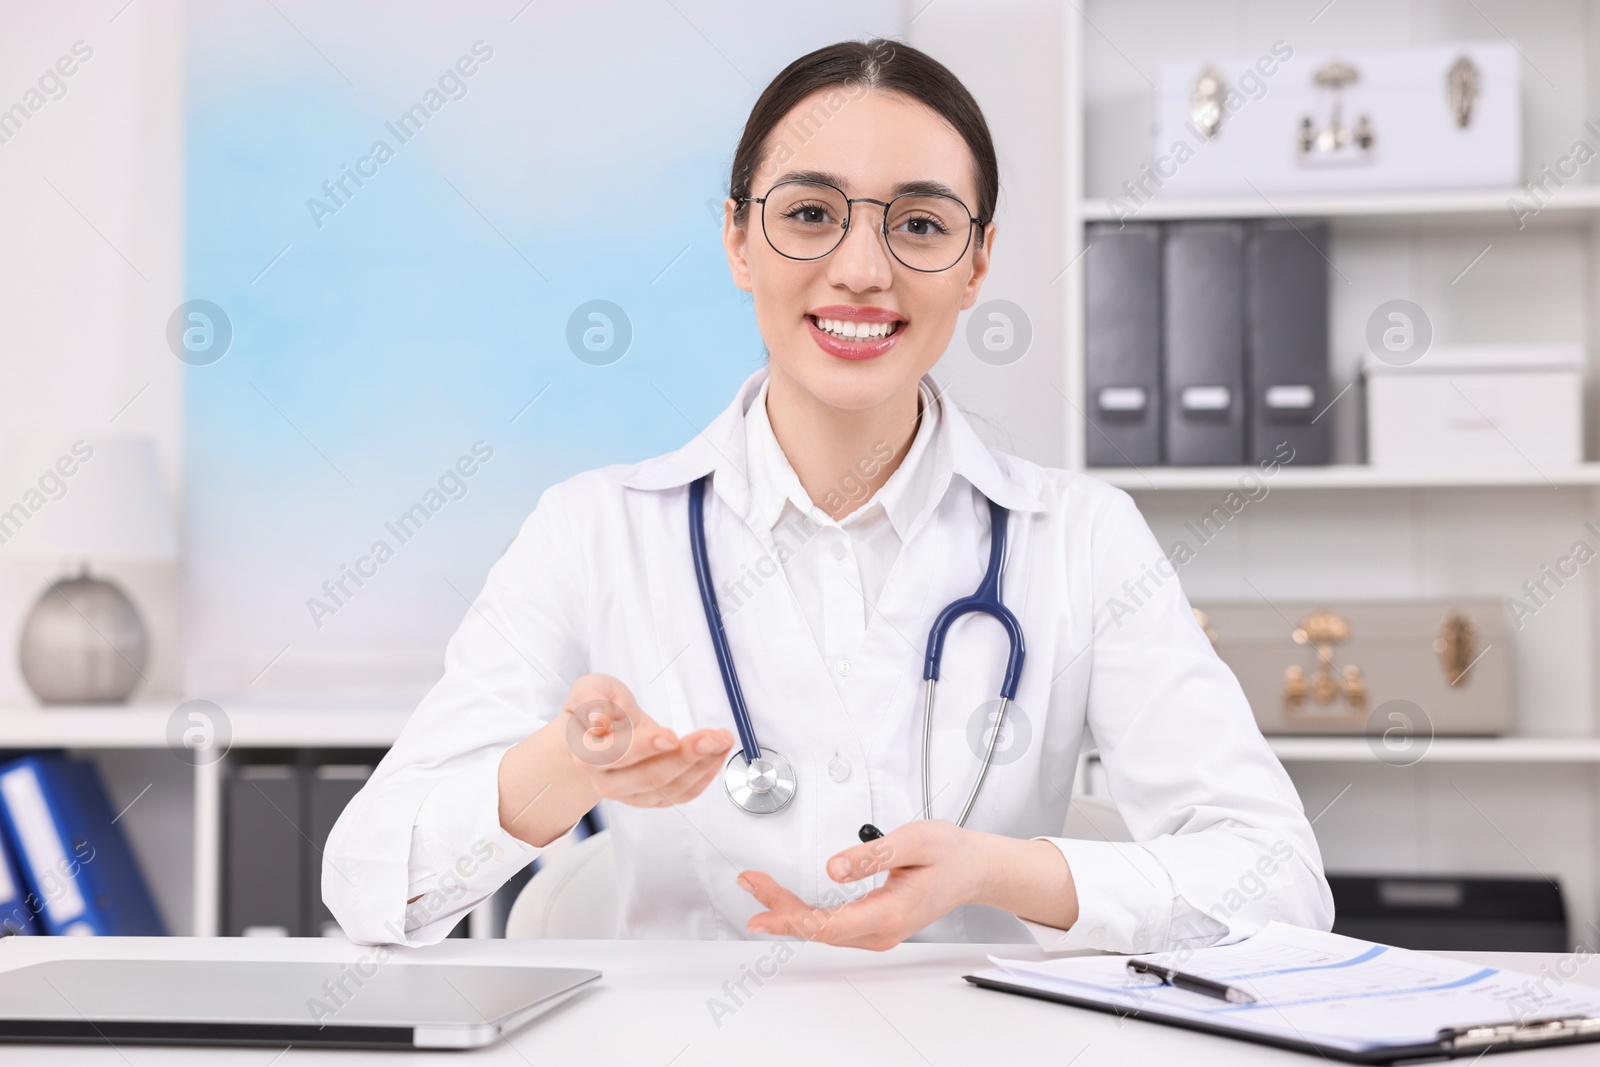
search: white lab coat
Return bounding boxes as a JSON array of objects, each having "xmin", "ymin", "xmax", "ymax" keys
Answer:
[{"xmin": 324, "ymin": 367, "xmax": 1333, "ymax": 951}]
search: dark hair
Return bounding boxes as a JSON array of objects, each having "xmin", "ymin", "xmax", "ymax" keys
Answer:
[{"xmin": 728, "ymin": 38, "xmax": 998, "ymax": 247}]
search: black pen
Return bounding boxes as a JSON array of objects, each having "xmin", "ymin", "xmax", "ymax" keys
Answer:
[{"xmin": 1126, "ymin": 959, "xmax": 1257, "ymax": 1005}]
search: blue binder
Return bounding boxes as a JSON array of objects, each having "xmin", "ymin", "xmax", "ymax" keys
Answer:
[
  {"xmin": 0, "ymin": 817, "xmax": 39, "ymax": 935},
  {"xmin": 0, "ymin": 754, "xmax": 166, "ymax": 936}
]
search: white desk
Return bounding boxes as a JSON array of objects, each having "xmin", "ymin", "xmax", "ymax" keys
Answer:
[{"xmin": 0, "ymin": 936, "xmax": 1594, "ymax": 1064}]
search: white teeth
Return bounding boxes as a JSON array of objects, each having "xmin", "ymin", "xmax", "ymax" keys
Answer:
[{"xmin": 814, "ymin": 317, "xmax": 899, "ymax": 341}]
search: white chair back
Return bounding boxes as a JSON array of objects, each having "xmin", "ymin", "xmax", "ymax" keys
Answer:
[{"xmin": 503, "ymin": 830, "xmax": 620, "ymax": 940}]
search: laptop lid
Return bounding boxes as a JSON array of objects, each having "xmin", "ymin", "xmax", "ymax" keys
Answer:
[{"xmin": 0, "ymin": 959, "xmax": 601, "ymax": 1049}]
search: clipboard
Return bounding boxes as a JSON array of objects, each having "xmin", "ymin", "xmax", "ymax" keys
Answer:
[
  {"xmin": 964, "ymin": 921, "xmax": 1600, "ymax": 1063},
  {"xmin": 965, "ymin": 972, "xmax": 1600, "ymax": 1063}
]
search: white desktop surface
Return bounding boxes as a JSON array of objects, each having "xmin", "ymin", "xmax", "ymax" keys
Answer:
[{"xmin": 0, "ymin": 936, "xmax": 1593, "ymax": 1064}]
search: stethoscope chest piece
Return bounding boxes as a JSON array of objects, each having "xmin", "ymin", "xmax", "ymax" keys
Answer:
[{"xmin": 724, "ymin": 747, "xmax": 796, "ymax": 814}]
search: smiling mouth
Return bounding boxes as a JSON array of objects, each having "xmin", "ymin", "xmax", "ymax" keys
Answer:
[{"xmin": 806, "ymin": 315, "xmax": 905, "ymax": 342}]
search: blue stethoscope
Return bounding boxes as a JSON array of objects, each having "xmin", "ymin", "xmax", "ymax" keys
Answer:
[{"xmin": 687, "ymin": 474, "xmax": 1025, "ymax": 827}]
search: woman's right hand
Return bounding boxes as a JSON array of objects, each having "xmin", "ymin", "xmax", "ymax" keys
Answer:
[
  {"xmin": 499, "ymin": 673, "xmax": 736, "ymax": 846},
  {"xmin": 559, "ymin": 673, "xmax": 735, "ymax": 809}
]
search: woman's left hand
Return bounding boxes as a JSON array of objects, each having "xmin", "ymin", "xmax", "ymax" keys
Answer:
[{"xmin": 735, "ymin": 820, "xmax": 988, "ymax": 951}]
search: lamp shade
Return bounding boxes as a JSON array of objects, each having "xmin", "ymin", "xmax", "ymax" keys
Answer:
[{"xmin": 0, "ymin": 435, "xmax": 177, "ymax": 561}]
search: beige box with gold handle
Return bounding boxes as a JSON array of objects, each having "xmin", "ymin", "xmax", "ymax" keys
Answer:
[{"xmin": 1192, "ymin": 601, "xmax": 1511, "ymax": 736}]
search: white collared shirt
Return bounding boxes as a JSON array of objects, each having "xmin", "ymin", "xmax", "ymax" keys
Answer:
[
  {"xmin": 741, "ymin": 374, "xmax": 937, "ymax": 678},
  {"xmin": 324, "ymin": 366, "xmax": 1333, "ymax": 951}
]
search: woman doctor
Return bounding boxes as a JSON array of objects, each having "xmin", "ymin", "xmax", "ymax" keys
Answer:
[{"xmin": 325, "ymin": 39, "xmax": 1333, "ymax": 952}]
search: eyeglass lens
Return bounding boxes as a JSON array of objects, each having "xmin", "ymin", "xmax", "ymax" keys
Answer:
[{"xmin": 760, "ymin": 181, "xmax": 972, "ymax": 272}]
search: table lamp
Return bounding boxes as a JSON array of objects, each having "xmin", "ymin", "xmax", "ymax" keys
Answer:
[{"xmin": 1, "ymin": 436, "xmax": 178, "ymax": 704}]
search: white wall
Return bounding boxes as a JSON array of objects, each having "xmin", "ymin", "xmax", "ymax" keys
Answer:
[
  {"xmin": 0, "ymin": 0, "xmax": 185, "ymax": 703},
  {"xmin": 912, "ymin": 0, "xmax": 1070, "ymax": 468}
]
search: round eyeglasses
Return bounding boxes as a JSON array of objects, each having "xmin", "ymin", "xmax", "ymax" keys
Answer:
[{"xmin": 740, "ymin": 179, "xmax": 983, "ymax": 273}]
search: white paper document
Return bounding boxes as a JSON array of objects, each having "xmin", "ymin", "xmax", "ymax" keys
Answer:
[{"xmin": 976, "ymin": 922, "xmax": 1600, "ymax": 1056}]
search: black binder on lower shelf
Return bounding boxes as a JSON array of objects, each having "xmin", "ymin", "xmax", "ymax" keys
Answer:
[
  {"xmin": 304, "ymin": 764, "xmax": 371, "ymax": 938},
  {"xmin": 225, "ymin": 758, "xmax": 375, "ymax": 938},
  {"xmin": 966, "ymin": 921, "xmax": 1600, "ymax": 1063},
  {"xmin": 224, "ymin": 765, "xmax": 302, "ymax": 937}
]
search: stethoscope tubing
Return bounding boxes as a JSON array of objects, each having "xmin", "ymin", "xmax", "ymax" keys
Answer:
[
  {"xmin": 689, "ymin": 474, "xmax": 1025, "ymax": 827},
  {"xmin": 921, "ymin": 499, "xmax": 1024, "ymax": 700},
  {"xmin": 687, "ymin": 475, "xmax": 764, "ymax": 762}
]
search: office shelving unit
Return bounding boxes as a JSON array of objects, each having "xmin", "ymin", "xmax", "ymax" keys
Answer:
[
  {"xmin": 1061, "ymin": 1, "xmax": 1600, "ymax": 948},
  {"xmin": 0, "ymin": 704, "xmax": 413, "ymax": 938}
]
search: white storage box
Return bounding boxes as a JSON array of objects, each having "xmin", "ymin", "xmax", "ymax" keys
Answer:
[
  {"xmin": 1149, "ymin": 41, "xmax": 1520, "ymax": 197},
  {"xmin": 1363, "ymin": 344, "xmax": 1584, "ymax": 472}
]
